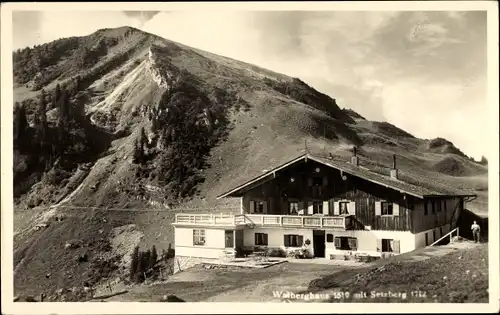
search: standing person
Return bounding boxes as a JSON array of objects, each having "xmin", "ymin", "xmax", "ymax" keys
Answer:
[{"xmin": 471, "ymin": 220, "xmax": 481, "ymax": 243}]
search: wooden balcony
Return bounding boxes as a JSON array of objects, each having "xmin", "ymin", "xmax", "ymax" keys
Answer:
[
  {"xmin": 174, "ymin": 213, "xmax": 353, "ymax": 229},
  {"xmin": 243, "ymin": 214, "xmax": 352, "ymax": 229}
]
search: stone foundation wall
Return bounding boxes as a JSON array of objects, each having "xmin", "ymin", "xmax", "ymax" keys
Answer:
[{"xmin": 173, "ymin": 256, "xmax": 205, "ymax": 274}]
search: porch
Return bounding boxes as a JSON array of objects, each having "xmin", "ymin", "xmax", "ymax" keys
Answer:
[{"xmin": 173, "ymin": 213, "xmax": 354, "ymax": 229}]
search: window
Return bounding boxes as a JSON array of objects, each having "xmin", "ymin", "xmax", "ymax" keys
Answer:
[
  {"xmin": 312, "ymin": 177, "xmax": 322, "ymax": 186},
  {"xmin": 313, "ymin": 201, "xmax": 323, "ymax": 214},
  {"xmin": 436, "ymin": 201, "xmax": 442, "ymax": 212},
  {"xmin": 255, "ymin": 233, "xmax": 268, "ymax": 246},
  {"xmin": 255, "ymin": 201, "xmax": 265, "ymax": 214},
  {"xmin": 381, "ymin": 239, "xmax": 394, "ymax": 252},
  {"xmin": 288, "ymin": 202, "xmax": 299, "ymax": 215},
  {"xmin": 193, "ymin": 229, "xmax": 206, "ymax": 246},
  {"xmin": 326, "ymin": 234, "xmax": 334, "ymax": 243},
  {"xmin": 334, "ymin": 237, "xmax": 357, "ymax": 250},
  {"xmin": 225, "ymin": 230, "xmax": 234, "ymax": 248},
  {"xmin": 431, "ymin": 201, "xmax": 436, "ymax": 214},
  {"xmin": 424, "ymin": 202, "xmax": 428, "ymax": 215},
  {"xmin": 381, "ymin": 202, "xmax": 393, "ymax": 215},
  {"xmin": 284, "ymin": 234, "xmax": 303, "ymax": 247},
  {"xmin": 339, "ymin": 201, "xmax": 349, "ymax": 215}
]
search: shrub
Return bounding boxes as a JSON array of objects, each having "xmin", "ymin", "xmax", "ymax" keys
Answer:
[{"xmin": 268, "ymin": 248, "xmax": 286, "ymax": 258}]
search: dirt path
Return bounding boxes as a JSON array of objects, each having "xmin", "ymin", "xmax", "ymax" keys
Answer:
[{"xmin": 100, "ymin": 262, "xmax": 361, "ymax": 302}]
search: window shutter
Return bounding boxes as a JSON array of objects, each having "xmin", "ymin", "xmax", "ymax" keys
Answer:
[
  {"xmin": 250, "ymin": 201, "xmax": 255, "ymax": 213},
  {"xmin": 348, "ymin": 201, "xmax": 356, "ymax": 214},
  {"xmin": 298, "ymin": 201, "xmax": 304, "ymax": 213},
  {"xmin": 348, "ymin": 238, "xmax": 358, "ymax": 250},
  {"xmin": 307, "ymin": 202, "xmax": 313, "ymax": 215},
  {"xmin": 393, "ymin": 240, "xmax": 400, "ymax": 253},
  {"xmin": 376, "ymin": 239, "xmax": 382, "ymax": 252},
  {"xmin": 254, "ymin": 233, "xmax": 258, "ymax": 245},
  {"xmin": 334, "ymin": 237, "xmax": 341, "ymax": 249},
  {"xmin": 322, "ymin": 176, "xmax": 328, "ymax": 186},
  {"xmin": 298, "ymin": 235, "xmax": 304, "ymax": 246},
  {"xmin": 284, "ymin": 235, "xmax": 289, "ymax": 247},
  {"xmin": 307, "ymin": 178, "xmax": 313, "ymax": 186},
  {"xmin": 393, "ymin": 203, "xmax": 399, "ymax": 216},
  {"xmin": 264, "ymin": 234, "xmax": 268, "ymax": 245},
  {"xmin": 322, "ymin": 201, "xmax": 329, "ymax": 215},
  {"xmin": 263, "ymin": 201, "xmax": 268, "ymax": 214},
  {"xmin": 375, "ymin": 201, "xmax": 381, "ymax": 216},
  {"xmin": 333, "ymin": 201, "xmax": 340, "ymax": 215}
]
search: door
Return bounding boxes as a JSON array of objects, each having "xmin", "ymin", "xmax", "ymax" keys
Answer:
[
  {"xmin": 425, "ymin": 233, "xmax": 429, "ymax": 246},
  {"xmin": 225, "ymin": 230, "xmax": 234, "ymax": 248},
  {"xmin": 313, "ymin": 230, "xmax": 326, "ymax": 258}
]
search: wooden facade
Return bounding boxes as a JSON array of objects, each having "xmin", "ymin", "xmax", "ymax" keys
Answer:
[{"xmin": 240, "ymin": 159, "xmax": 463, "ymax": 233}]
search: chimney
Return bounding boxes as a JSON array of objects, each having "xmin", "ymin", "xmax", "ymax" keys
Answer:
[
  {"xmin": 351, "ymin": 147, "xmax": 359, "ymax": 166},
  {"xmin": 390, "ymin": 154, "xmax": 398, "ymax": 179}
]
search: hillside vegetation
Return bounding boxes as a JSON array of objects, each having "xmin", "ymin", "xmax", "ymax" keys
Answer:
[{"xmin": 12, "ymin": 26, "xmax": 488, "ymax": 300}]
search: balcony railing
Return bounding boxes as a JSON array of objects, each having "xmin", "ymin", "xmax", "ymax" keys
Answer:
[{"xmin": 174, "ymin": 213, "xmax": 352, "ymax": 229}]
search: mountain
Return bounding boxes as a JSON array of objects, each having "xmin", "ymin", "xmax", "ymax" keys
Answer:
[{"xmin": 12, "ymin": 26, "xmax": 488, "ymax": 299}]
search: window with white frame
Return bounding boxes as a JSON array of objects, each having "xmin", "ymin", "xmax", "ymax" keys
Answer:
[
  {"xmin": 334, "ymin": 237, "xmax": 357, "ymax": 250},
  {"xmin": 255, "ymin": 233, "xmax": 268, "ymax": 246},
  {"xmin": 382, "ymin": 239, "xmax": 393, "ymax": 252},
  {"xmin": 284, "ymin": 234, "xmax": 303, "ymax": 247},
  {"xmin": 312, "ymin": 201, "xmax": 323, "ymax": 214},
  {"xmin": 288, "ymin": 201, "xmax": 299, "ymax": 214},
  {"xmin": 339, "ymin": 201, "xmax": 349, "ymax": 214},
  {"xmin": 255, "ymin": 201, "xmax": 265, "ymax": 213},
  {"xmin": 381, "ymin": 202, "xmax": 393, "ymax": 215},
  {"xmin": 379, "ymin": 238, "xmax": 400, "ymax": 253},
  {"xmin": 193, "ymin": 229, "xmax": 206, "ymax": 246}
]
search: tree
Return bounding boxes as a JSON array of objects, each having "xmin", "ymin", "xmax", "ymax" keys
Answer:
[
  {"xmin": 143, "ymin": 249, "xmax": 151, "ymax": 272},
  {"xmin": 129, "ymin": 246, "xmax": 139, "ymax": 282},
  {"xmin": 14, "ymin": 103, "xmax": 29, "ymax": 150},
  {"xmin": 133, "ymin": 138, "xmax": 143, "ymax": 164},
  {"xmin": 150, "ymin": 245, "xmax": 158, "ymax": 270},
  {"xmin": 52, "ymin": 84, "xmax": 61, "ymax": 109},
  {"xmin": 135, "ymin": 251, "xmax": 146, "ymax": 283},
  {"xmin": 58, "ymin": 87, "xmax": 70, "ymax": 121},
  {"xmin": 35, "ymin": 90, "xmax": 48, "ymax": 148},
  {"xmin": 480, "ymin": 156, "xmax": 488, "ymax": 165}
]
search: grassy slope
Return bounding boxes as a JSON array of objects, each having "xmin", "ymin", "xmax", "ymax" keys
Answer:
[
  {"xmin": 308, "ymin": 244, "xmax": 488, "ymax": 303},
  {"xmin": 12, "ymin": 27, "xmax": 489, "ymax": 299}
]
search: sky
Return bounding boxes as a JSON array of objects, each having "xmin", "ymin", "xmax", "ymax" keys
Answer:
[{"xmin": 11, "ymin": 10, "xmax": 488, "ymax": 160}]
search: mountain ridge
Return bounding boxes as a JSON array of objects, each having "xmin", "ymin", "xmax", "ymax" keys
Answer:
[{"xmin": 12, "ymin": 26, "xmax": 488, "ymax": 299}]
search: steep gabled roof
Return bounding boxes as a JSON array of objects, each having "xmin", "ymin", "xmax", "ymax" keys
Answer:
[{"xmin": 216, "ymin": 153, "xmax": 477, "ymax": 200}]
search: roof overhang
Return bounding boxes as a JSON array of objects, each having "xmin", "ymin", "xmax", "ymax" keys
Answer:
[
  {"xmin": 216, "ymin": 154, "xmax": 308, "ymax": 199},
  {"xmin": 216, "ymin": 153, "xmax": 477, "ymax": 201}
]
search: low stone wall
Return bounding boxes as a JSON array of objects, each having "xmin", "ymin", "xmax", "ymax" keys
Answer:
[{"xmin": 173, "ymin": 256, "xmax": 205, "ymax": 274}]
